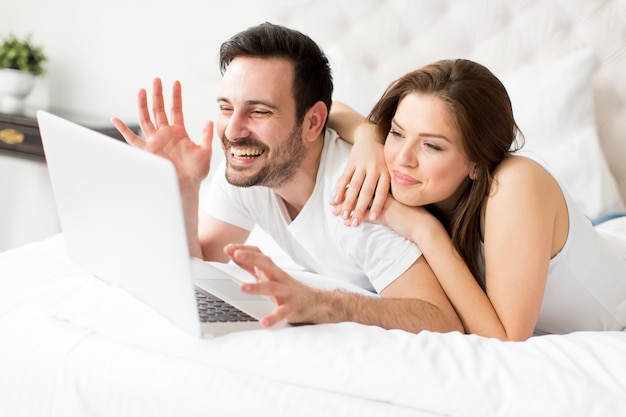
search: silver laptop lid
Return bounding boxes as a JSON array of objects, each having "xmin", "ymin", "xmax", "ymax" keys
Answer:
[{"xmin": 37, "ymin": 110, "xmax": 202, "ymax": 336}]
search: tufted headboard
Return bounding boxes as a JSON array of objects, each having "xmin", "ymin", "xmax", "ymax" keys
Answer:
[{"xmin": 265, "ymin": 0, "xmax": 626, "ymax": 216}]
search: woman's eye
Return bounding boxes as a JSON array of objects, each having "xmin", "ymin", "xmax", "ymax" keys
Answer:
[
  {"xmin": 389, "ymin": 129, "xmax": 403, "ymax": 138},
  {"xmin": 424, "ymin": 142, "xmax": 443, "ymax": 151}
]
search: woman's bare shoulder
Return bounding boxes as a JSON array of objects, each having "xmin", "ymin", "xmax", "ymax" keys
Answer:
[
  {"xmin": 487, "ymin": 155, "xmax": 569, "ymax": 260},
  {"xmin": 489, "ymin": 155, "xmax": 562, "ymax": 206},
  {"xmin": 493, "ymin": 155, "xmax": 555, "ymax": 187}
]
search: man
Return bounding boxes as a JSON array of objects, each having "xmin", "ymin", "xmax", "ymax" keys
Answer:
[{"xmin": 112, "ymin": 23, "xmax": 462, "ymax": 334}]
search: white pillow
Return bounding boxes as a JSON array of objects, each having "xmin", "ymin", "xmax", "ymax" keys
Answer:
[{"xmin": 500, "ymin": 49, "xmax": 625, "ymax": 220}]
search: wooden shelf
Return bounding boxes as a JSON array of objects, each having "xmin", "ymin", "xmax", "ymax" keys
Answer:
[{"xmin": 0, "ymin": 109, "xmax": 138, "ymax": 162}]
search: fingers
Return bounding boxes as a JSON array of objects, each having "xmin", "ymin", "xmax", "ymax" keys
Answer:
[
  {"xmin": 368, "ymin": 171, "xmax": 391, "ymax": 221},
  {"xmin": 343, "ymin": 170, "xmax": 367, "ymax": 219},
  {"xmin": 258, "ymin": 305, "xmax": 289, "ymax": 328},
  {"xmin": 228, "ymin": 247, "xmax": 290, "ymax": 327},
  {"xmin": 170, "ymin": 80, "xmax": 185, "ymax": 127},
  {"xmin": 224, "ymin": 244, "xmax": 309, "ymax": 327},
  {"xmin": 151, "ymin": 78, "xmax": 170, "ymax": 128},
  {"xmin": 223, "ymin": 244, "xmax": 268, "ymax": 277},
  {"xmin": 134, "ymin": 78, "xmax": 189, "ymax": 144},
  {"xmin": 332, "ymin": 166, "xmax": 374, "ymax": 226},
  {"xmin": 239, "ymin": 262, "xmax": 289, "ymax": 303},
  {"xmin": 241, "ymin": 265, "xmax": 295, "ymax": 327},
  {"xmin": 332, "ymin": 161, "xmax": 391, "ymax": 226},
  {"xmin": 332, "ymin": 164, "xmax": 355, "ymax": 209},
  {"xmin": 346, "ymin": 170, "xmax": 377, "ymax": 224},
  {"xmin": 111, "ymin": 117, "xmax": 145, "ymax": 149},
  {"xmin": 201, "ymin": 121, "xmax": 214, "ymax": 150},
  {"xmin": 137, "ymin": 88, "xmax": 156, "ymax": 138},
  {"xmin": 349, "ymin": 168, "xmax": 391, "ymax": 224}
]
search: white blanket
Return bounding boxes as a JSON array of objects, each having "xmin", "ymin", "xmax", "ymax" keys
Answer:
[{"xmin": 2, "ymin": 235, "xmax": 626, "ymax": 417}]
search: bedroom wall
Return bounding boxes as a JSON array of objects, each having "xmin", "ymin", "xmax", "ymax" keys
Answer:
[
  {"xmin": 0, "ymin": 0, "xmax": 359, "ymax": 146},
  {"xmin": 2, "ymin": 1, "xmax": 234, "ymax": 138},
  {"xmin": 2, "ymin": 0, "xmax": 625, "ymax": 252},
  {"xmin": 0, "ymin": 0, "xmax": 375, "ymax": 251}
]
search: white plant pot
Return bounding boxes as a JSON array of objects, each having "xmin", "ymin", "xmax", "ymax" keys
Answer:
[{"xmin": 0, "ymin": 68, "xmax": 36, "ymax": 113}]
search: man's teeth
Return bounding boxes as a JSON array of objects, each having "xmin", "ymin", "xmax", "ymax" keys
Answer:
[{"xmin": 232, "ymin": 147, "xmax": 263, "ymax": 157}]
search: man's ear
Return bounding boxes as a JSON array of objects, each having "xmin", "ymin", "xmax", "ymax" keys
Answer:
[{"xmin": 302, "ymin": 101, "xmax": 328, "ymax": 142}]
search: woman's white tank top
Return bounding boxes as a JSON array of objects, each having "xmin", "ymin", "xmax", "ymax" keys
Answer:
[{"xmin": 479, "ymin": 184, "xmax": 626, "ymax": 334}]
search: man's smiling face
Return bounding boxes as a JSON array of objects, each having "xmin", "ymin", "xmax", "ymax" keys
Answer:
[{"xmin": 216, "ymin": 56, "xmax": 306, "ymax": 188}]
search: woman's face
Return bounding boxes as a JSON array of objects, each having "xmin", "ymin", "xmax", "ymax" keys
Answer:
[{"xmin": 384, "ymin": 92, "xmax": 475, "ymax": 214}]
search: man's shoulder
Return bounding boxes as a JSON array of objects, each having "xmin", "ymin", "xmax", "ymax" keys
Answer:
[
  {"xmin": 321, "ymin": 128, "xmax": 352, "ymax": 170},
  {"xmin": 314, "ymin": 129, "xmax": 351, "ymax": 198},
  {"xmin": 324, "ymin": 128, "xmax": 351, "ymax": 149}
]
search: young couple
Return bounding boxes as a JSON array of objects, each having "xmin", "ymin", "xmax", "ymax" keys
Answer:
[{"xmin": 113, "ymin": 23, "xmax": 626, "ymax": 341}]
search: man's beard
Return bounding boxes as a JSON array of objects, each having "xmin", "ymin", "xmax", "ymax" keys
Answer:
[{"xmin": 223, "ymin": 124, "xmax": 306, "ymax": 188}]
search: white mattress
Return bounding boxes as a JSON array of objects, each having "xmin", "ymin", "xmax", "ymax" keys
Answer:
[{"xmin": 1, "ymin": 235, "xmax": 625, "ymax": 417}]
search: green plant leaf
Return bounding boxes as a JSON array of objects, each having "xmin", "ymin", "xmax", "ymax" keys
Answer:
[{"xmin": 0, "ymin": 33, "xmax": 47, "ymax": 76}]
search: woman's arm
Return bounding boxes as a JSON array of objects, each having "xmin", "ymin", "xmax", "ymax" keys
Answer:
[
  {"xmin": 478, "ymin": 158, "xmax": 561, "ymax": 340},
  {"xmin": 379, "ymin": 158, "xmax": 562, "ymax": 341},
  {"xmin": 379, "ymin": 198, "xmax": 511, "ymax": 340},
  {"xmin": 328, "ymin": 102, "xmax": 390, "ymax": 223},
  {"xmin": 327, "ymin": 101, "xmax": 368, "ymax": 144}
]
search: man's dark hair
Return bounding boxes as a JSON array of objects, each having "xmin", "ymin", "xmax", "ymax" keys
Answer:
[{"xmin": 219, "ymin": 22, "xmax": 333, "ymax": 125}]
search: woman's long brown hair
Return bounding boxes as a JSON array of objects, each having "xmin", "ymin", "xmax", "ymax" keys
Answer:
[{"xmin": 368, "ymin": 59, "xmax": 523, "ymax": 287}]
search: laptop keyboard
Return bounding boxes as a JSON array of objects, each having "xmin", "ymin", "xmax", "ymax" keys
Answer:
[{"xmin": 194, "ymin": 288, "xmax": 257, "ymax": 323}]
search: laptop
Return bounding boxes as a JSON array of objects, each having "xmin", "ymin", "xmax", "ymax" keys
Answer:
[{"xmin": 37, "ymin": 110, "xmax": 280, "ymax": 338}]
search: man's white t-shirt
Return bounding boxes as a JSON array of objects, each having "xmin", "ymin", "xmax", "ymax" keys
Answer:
[{"xmin": 203, "ymin": 128, "xmax": 422, "ymax": 294}]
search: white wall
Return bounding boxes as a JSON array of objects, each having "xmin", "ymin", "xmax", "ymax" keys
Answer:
[
  {"xmin": 0, "ymin": 0, "xmax": 349, "ymax": 140},
  {"xmin": 0, "ymin": 0, "xmax": 350, "ymax": 250}
]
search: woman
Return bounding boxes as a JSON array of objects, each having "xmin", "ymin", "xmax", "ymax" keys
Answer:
[{"xmin": 329, "ymin": 59, "xmax": 626, "ymax": 341}]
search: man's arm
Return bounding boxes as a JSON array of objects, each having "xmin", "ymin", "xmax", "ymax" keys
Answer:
[
  {"xmin": 224, "ymin": 244, "xmax": 464, "ymax": 334},
  {"xmin": 198, "ymin": 215, "xmax": 251, "ymax": 263}
]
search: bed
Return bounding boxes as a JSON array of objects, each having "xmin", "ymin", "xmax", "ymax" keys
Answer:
[{"xmin": 2, "ymin": 1, "xmax": 626, "ymax": 416}]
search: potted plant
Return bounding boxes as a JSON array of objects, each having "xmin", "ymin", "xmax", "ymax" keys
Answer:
[{"xmin": 0, "ymin": 33, "xmax": 47, "ymax": 112}]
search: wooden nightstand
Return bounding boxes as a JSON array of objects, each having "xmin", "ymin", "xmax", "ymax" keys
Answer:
[{"xmin": 0, "ymin": 110, "xmax": 138, "ymax": 161}]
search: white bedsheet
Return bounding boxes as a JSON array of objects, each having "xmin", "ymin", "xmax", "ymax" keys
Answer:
[{"xmin": 1, "ymin": 235, "xmax": 625, "ymax": 417}]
